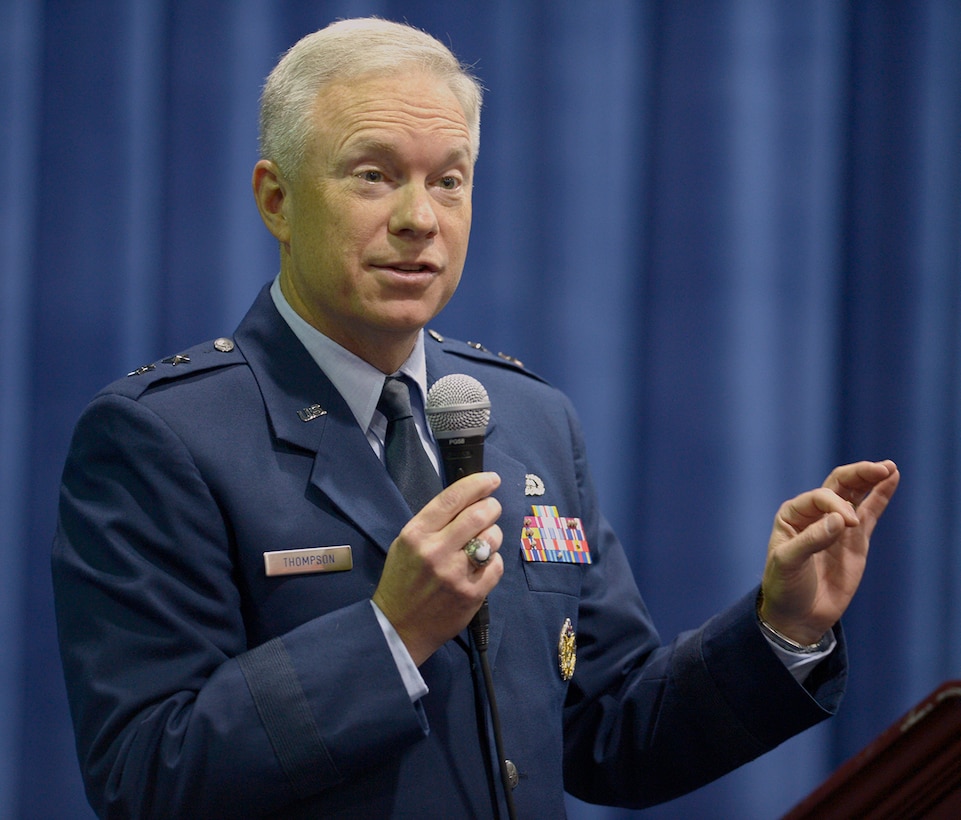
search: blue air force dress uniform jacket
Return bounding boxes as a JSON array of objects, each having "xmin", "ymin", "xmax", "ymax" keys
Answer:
[{"xmin": 52, "ymin": 284, "xmax": 846, "ymax": 819}]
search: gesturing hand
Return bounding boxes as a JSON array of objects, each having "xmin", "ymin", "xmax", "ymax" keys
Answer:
[{"xmin": 759, "ymin": 460, "xmax": 900, "ymax": 646}]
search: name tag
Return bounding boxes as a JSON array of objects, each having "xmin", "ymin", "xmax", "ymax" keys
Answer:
[{"xmin": 264, "ymin": 545, "xmax": 353, "ymax": 577}]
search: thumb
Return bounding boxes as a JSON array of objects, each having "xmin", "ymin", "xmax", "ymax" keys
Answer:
[
  {"xmin": 784, "ymin": 511, "xmax": 845, "ymax": 564},
  {"xmin": 823, "ymin": 510, "xmax": 843, "ymax": 538}
]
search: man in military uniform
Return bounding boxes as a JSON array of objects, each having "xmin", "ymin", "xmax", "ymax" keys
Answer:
[{"xmin": 53, "ymin": 18, "xmax": 899, "ymax": 818}]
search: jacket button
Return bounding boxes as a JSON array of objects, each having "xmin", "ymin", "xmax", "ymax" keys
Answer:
[{"xmin": 505, "ymin": 760, "xmax": 519, "ymax": 790}]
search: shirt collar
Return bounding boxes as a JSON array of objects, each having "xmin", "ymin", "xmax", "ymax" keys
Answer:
[{"xmin": 269, "ymin": 275, "xmax": 428, "ymax": 433}]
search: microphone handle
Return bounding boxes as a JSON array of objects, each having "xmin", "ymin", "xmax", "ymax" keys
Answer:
[
  {"xmin": 435, "ymin": 434, "xmax": 489, "ymax": 631},
  {"xmin": 437, "ymin": 434, "xmax": 486, "ymax": 485}
]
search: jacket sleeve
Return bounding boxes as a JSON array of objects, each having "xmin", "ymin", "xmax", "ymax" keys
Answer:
[{"xmin": 52, "ymin": 392, "xmax": 426, "ymax": 819}]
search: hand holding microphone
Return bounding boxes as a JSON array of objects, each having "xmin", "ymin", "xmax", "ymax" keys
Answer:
[{"xmin": 372, "ymin": 374, "xmax": 503, "ymax": 665}]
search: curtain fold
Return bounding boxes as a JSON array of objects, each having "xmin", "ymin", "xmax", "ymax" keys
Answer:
[
  {"xmin": 1, "ymin": 1, "xmax": 43, "ymax": 817},
  {"xmin": 3, "ymin": 1, "xmax": 959, "ymax": 817}
]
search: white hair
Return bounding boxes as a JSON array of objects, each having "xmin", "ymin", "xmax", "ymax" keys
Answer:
[{"xmin": 259, "ymin": 18, "xmax": 483, "ymax": 178}]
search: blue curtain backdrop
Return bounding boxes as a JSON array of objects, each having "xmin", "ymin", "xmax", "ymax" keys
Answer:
[{"xmin": 2, "ymin": 1, "xmax": 960, "ymax": 817}]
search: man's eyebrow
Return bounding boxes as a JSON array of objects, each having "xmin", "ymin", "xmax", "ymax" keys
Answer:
[
  {"xmin": 344, "ymin": 138, "xmax": 398, "ymax": 158},
  {"xmin": 442, "ymin": 145, "xmax": 473, "ymax": 167},
  {"xmin": 343, "ymin": 139, "xmax": 473, "ymax": 167}
]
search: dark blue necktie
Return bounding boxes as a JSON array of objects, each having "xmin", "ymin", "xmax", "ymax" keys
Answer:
[{"xmin": 377, "ymin": 376, "xmax": 441, "ymax": 513}]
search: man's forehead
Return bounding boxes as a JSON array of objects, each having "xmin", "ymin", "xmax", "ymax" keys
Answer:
[
  {"xmin": 312, "ymin": 74, "xmax": 473, "ymax": 159},
  {"xmin": 316, "ymin": 71, "xmax": 465, "ymax": 120}
]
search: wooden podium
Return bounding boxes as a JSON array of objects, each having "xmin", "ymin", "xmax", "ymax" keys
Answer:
[{"xmin": 783, "ymin": 681, "xmax": 961, "ymax": 818}]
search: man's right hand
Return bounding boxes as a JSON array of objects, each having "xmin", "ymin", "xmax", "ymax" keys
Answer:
[{"xmin": 372, "ymin": 471, "xmax": 504, "ymax": 665}]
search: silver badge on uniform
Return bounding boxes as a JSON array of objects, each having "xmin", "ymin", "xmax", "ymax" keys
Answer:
[
  {"xmin": 297, "ymin": 404, "xmax": 327, "ymax": 422},
  {"xmin": 525, "ymin": 474, "xmax": 545, "ymax": 496}
]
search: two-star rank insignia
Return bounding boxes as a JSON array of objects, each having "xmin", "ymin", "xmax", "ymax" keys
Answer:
[{"xmin": 160, "ymin": 354, "xmax": 191, "ymax": 365}]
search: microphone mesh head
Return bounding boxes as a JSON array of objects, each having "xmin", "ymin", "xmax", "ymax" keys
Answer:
[{"xmin": 426, "ymin": 374, "xmax": 491, "ymax": 438}]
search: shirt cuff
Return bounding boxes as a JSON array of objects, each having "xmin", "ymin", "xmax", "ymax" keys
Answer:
[
  {"xmin": 370, "ymin": 600, "xmax": 429, "ymax": 703},
  {"xmin": 763, "ymin": 627, "xmax": 838, "ymax": 684}
]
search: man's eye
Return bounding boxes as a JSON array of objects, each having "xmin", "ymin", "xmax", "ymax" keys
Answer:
[
  {"xmin": 359, "ymin": 170, "xmax": 384, "ymax": 183},
  {"xmin": 438, "ymin": 176, "xmax": 460, "ymax": 190}
]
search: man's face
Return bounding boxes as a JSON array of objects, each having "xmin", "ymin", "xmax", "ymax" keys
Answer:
[{"xmin": 276, "ymin": 70, "xmax": 474, "ymax": 367}]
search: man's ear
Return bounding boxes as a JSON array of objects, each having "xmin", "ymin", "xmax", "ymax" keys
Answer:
[{"xmin": 252, "ymin": 160, "xmax": 291, "ymax": 244}]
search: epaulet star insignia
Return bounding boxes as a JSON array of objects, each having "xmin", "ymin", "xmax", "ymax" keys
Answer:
[
  {"xmin": 497, "ymin": 351, "xmax": 524, "ymax": 368},
  {"xmin": 161, "ymin": 354, "xmax": 191, "ymax": 366},
  {"xmin": 468, "ymin": 341, "xmax": 525, "ymax": 368},
  {"xmin": 426, "ymin": 329, "xmax": 525, "ymax": 370},
  {"xmin": 126, "ymin": 336, "xmax": 235, "ymax": 378}
]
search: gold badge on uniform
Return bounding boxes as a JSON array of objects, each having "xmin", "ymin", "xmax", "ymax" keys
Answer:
[{"xmin": 558, "ymin": 618, "xmax": 576, "ymax": 681}]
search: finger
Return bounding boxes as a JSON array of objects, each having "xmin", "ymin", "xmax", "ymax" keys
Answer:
[
  {"xmin": 779, "ymin": 488, "xmax": 860, "ymax": 532},
  {"xmin": 442, "ymin": 492, "xmax": 502, "ymax": 546},
  {"xmin": 779, "ymin": 510, "xmax": 847, "ymax": 565},
  {"xmin": 823, "ymin": 460, "xmax": 897, "ymax": 506},
  {"xmin": 474, "ymin": 523, "xmax": 504, "ymax": 553},
  {"xmin": 462, "ymin": 525, "xmax": 506, "ymax": 575},
  {"xmin": 850, "ymin": 464, "xmax": 900, "ymax": 536},
  {"xmin": 415, "ymin": 471, "xmax": 501, "ymax": 529},
  {"xmin": 857, "ymin": 462, "xmax": 900, "ymax": 508}
]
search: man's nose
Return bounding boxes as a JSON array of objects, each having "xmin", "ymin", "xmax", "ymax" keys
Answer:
[{"xmin": 389, "ymin": 184, "xmax": 439, "ymax": 239}]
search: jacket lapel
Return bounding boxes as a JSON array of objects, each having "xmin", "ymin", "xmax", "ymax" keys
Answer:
[{"xmin": 234, "ymin": 286, "xmax": 411, "ymax": 554}]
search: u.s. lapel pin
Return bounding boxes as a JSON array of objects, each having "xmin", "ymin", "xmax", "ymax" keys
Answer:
[
  {"xmin": 297, "ymin": 404, "xmax": 327, "ymax": 422},
  {"xmin": 558, "ymin": 618, "xmax": 576, "ymax": 681}
]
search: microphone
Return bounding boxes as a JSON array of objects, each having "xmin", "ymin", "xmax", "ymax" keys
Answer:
[
  {"xmin": 425, "ymin": 374, "xmax": 491, "ymax": 485},
  {"xmin": 425, "ymin": 373, "xmax": 493, "ymax": 641}
]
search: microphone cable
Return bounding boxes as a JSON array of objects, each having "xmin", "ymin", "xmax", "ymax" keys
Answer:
[{"xmin": 470, "ymin": 600, "xmax": 518, "ymax": 820}]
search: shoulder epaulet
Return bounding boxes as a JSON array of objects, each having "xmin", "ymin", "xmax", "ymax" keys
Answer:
[
  {"xmin": 426, "ymin": 328, "xmax": 545, "ymax": 382},
  {"xmin": 109, "ymin": 336, "xmax": 245, "ymax": 399}
]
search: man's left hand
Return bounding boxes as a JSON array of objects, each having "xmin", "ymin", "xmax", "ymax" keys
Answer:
[{"xmin": 759, "ymin": 460, "xmax": 900, "ymax": 646}]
